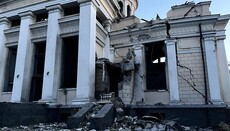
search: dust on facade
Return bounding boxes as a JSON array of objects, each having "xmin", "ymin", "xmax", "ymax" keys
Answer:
[{"xmin": 0, "ymin": 0, "xmax": 230, "ymax": 107}]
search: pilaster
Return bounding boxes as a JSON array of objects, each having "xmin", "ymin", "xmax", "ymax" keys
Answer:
[
  {"xmin": 40, "ymin": 4, "xmax": 63, "ymax": 104},
  {"xmin": 203, "ymin": 33, "xmax": 223, "ymax": 104},
  {"xmin": 11, "ymin": 11, "xmax": 35, "ymax": 102},
  {"xmin": 0, "ymin": 17, "xmax": 10, "ymax": 93},
  {"xmin": 72, "ymin": 1, "xmax": 97, "ymax": 104},
  {"xmin": 165, "ymin": 38, "xmax": 181, "ymax": 105},
  {"xmin": 216, "ymin": 31, "xmax": 230, "ymax": 105},
  {"xmin": 133, "ymin": 45, "xmax": 145, "ymax": 104},
  {"xmin": 103, "ymin": 19, "xmax": 111, "ymax": 59}
]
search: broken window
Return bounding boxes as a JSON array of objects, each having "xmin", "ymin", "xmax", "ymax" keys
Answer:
[
  {"xmin": 145, "ymin": 41, "xmax": 167, "ymax": 90},
  {"xmin": 30, "ymin": 42, "xmax": 46, "ymax": 101},
  {"xmin": 3, "ymin": 46, "xmax": 17, "ymax": 92},
  {"xmin": 61, "ymin": 36, "xmax": 78, "ymax": 88}
]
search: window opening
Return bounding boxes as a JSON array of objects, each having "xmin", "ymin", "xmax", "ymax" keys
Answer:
[
  {"xmin": 118, "ymin": 1, "xmax": 123, "ymax": 14},
  {"xmin": 127, "ymin": 5, "xmax": 131, "ymax": 17},
  {"xmin": 61, "ymin": 36, "xmax": 78, "ymax": 88},
  {"xmin": 63, "ymin": 6, "xmax": 79, "ymax": 16},
  {"xmin": 11, "ymin": 19, "xmax": 20, "ymax": 27},
  {"xmin": 145, "ymin": 41, "xmax": 167, "ymax": 90},
  {"xmin": 30, "ymin": 42, "xmax": 46, "ymax": 101},
  {"xmin": 3, "ymin": 46, "xmax": 17, "ymax": 92},
  {"xmin": 36, "ymin": 13, "xmax": 48, "ymax": 22}
]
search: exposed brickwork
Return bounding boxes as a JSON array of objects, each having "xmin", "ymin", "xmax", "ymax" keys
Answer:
[{"xmin": 177, "ymin": 51, "xmax": 207, "ymax": 104}]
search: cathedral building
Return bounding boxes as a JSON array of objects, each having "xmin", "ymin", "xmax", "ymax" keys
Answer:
[{"xmin": 0, "ymin": 0, "xmax": 230, "ymax": 106}]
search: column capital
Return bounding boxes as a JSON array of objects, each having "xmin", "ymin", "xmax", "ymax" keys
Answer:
[
  {"xmin": 165, "ymin": 38, "xmax": 176, "ymax": 46},
  {"xmin": 46, "ymin": 4, "xmax": 63, "ymax": 14},
  {"xmin": 19, "ymin": 11, "xmax": 35, "ymax": 20},
  {"xmin": 79, "ymin": 0, "xmax": 97, "ymax": 9},
  {"xmin": 133, "ymin": 45, "xmax": 144, "ymax": 50},
  {"xmin": 103, "ymin": 19, "xmax": 112, "ymax": 32},
  {"xmin": 103, "ymin": 19, "xmax": 112, "ymax": 27},
  {"xmin": 0, "ymin": 17, "xmax": 10, "ymax": 25},
  {"xmin": 203, "ymin": 32, "xmax": 216, "ymax": 41},
  {"xmin": 216, "ymin": 31, "xmax": 226, "ymax": 40}
]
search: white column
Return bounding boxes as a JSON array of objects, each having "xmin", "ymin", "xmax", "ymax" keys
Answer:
[
  {"xmin": 123, "ymin": 0, "xmax": 127, "ymax": 17},
  {"xmin": 11, "ymin": 11, "xmax": 35, "ymax": 102},
  {"xmin": 165, "ymin": 39, "xmax": 181, "ymax": 104},
  {"xmin": 0, "ymin": 18, "xmax": 10, "ymax": 93},
  {"xmin": 103, "ymin": 20, "xmax": 111, "ymax": 59},
  {"xmin": 133, "ymin": 45, "xmax": 145, "ymax": 104},
  {"xmin": 216, "ymin": 31, "xmax": 230, "ymax": 104},
  {"xmin": 203, "ymin": 34, "xmax": 223, "ymax": 104},
  {"xmin": 40, "ymin": 5, "xmax": 63, "ymax": 104},
  {"xmin": 72, "ymin": 1, "xmax": 97, "ymax": 104}
]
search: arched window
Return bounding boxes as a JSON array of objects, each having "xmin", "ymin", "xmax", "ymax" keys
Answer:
[
  {"xmin": 118, "ymin": 1, "xmax": 123, "ymax": 14},
  {"xmin": 127, "ymin": 5, "xmax": 131, "ymax": 17}
]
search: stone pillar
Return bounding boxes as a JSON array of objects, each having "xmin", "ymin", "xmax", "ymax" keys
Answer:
[
  {"xmin": 40, "ymin": 5, "xmax": 63, "ymax": 104},
  {"xmin": 103, "ymin": 20, "xmax": 111, "ymax": 59},
  {"xmin": 133, "ymin": 45, "xmax": 145, "ymax": 104},
  {"xmin": 11, "ymin": 11, "xmax": 35, "ymax": 102},
  {"xmin": 72, "ymin": 1, "xmax": 97, "ymax": 104},
  {"xmin": 216, "ymin": 31, "xmax": 230, "ymax": 104},
  {"xmin": 203, "ymin": 34, "xmax": 223, "ymax": 104},
  {"xmin": 165, "ymin": 39, "xmax": 180, "ymax": 104},
  {"xmin": 0, "ymin": 18, "xmax": 10, "ymax": 93}
]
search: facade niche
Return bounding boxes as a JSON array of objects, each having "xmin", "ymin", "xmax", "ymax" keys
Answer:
[
  {"xmin": 61, "ymin": 36, "xmax": 78, "ymax": 88},
  {"xmin": 30, "ymin": 42, "xmax": 46, "ymax": 102},
  {"xmin": 4, "ymin": 46, "xmax": 17, "ymax": 92},
  {"xmin": 145, "ymin": 41, "xmax": 167, "ymax": 90}
]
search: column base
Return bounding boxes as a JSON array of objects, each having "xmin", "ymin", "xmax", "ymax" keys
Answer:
[
  {"xmin": 169, "ymin": 100, "xmax": 183, "ymax": 105},
  {"xmin": 209, "ymin": 99, "xmax": 224, "ymax": 105},
  {"xmin": 38, "ymin": 98, "xmax": 57, "ymax": 105},
  {"xmin": 72, "ymin": 97, "xmax": 95, "ymax": 105}
]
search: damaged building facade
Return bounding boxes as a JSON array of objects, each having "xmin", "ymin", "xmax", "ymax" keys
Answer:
[{"xmin": 0, "ymin": 0, "xmax": 230, "ymax": 107}]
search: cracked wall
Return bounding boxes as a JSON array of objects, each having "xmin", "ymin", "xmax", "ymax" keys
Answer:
[{"xmin": 177, "ymin": 38, "xmax": 210, "ymax": 104}]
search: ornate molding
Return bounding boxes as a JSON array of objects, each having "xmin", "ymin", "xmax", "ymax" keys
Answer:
[
  {"xmin": 30, "ymin": 21, "xmax": 47, "ymax": 41},
  {"xmin": 5, "ymin": 31, "xmax": 19, "ymax": 44},
  {"xmin": 59, "ymin": 15, "xmax": 80, "ymax": 36}
]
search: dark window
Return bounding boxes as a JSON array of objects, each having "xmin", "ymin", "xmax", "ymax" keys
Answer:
[
  {"xmin": 4, "ymin": 47, "xmax": 17, "ymax": 92},
  {"xmin": 145, "ymin": 42, "xmax": 167, "ymax": 90},
  {"xmin": 127, "ymin": 5, "xmax": 131, "ymax": 17},
  {"xmin": 118, "ymin": 1, "xmax": 123, "ymax": 14},
  {"xmin": 61, "ymin": 36, "xmax": 78, "ymax": 88},
  {"xmin": 11, "ymin": 19, "xmax": 20, "ymax": 27},
  {"xmin": 36, "ymin": 13, "xmax": 48, "ymax": 22},
  {"xmin": 30, "ymin": 42, "xmax": 46, "ymax": 101},
  {"xmin": 63, "ymin": 6, "xmax": 80, "ymax": 16}
]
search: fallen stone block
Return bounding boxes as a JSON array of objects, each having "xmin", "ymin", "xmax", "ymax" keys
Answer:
[
  {"xmin": 67, "ymin": 103, "xmax": 94, "ymax": 129},
  {"xmin": 89, "ymin": 104, "xmax": 115, "ymax": 130}
]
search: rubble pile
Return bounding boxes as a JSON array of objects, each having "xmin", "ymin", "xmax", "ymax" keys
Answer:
[{"xmin": 0, "ymin": 123, "xmax": 68, "ymax": 131}]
